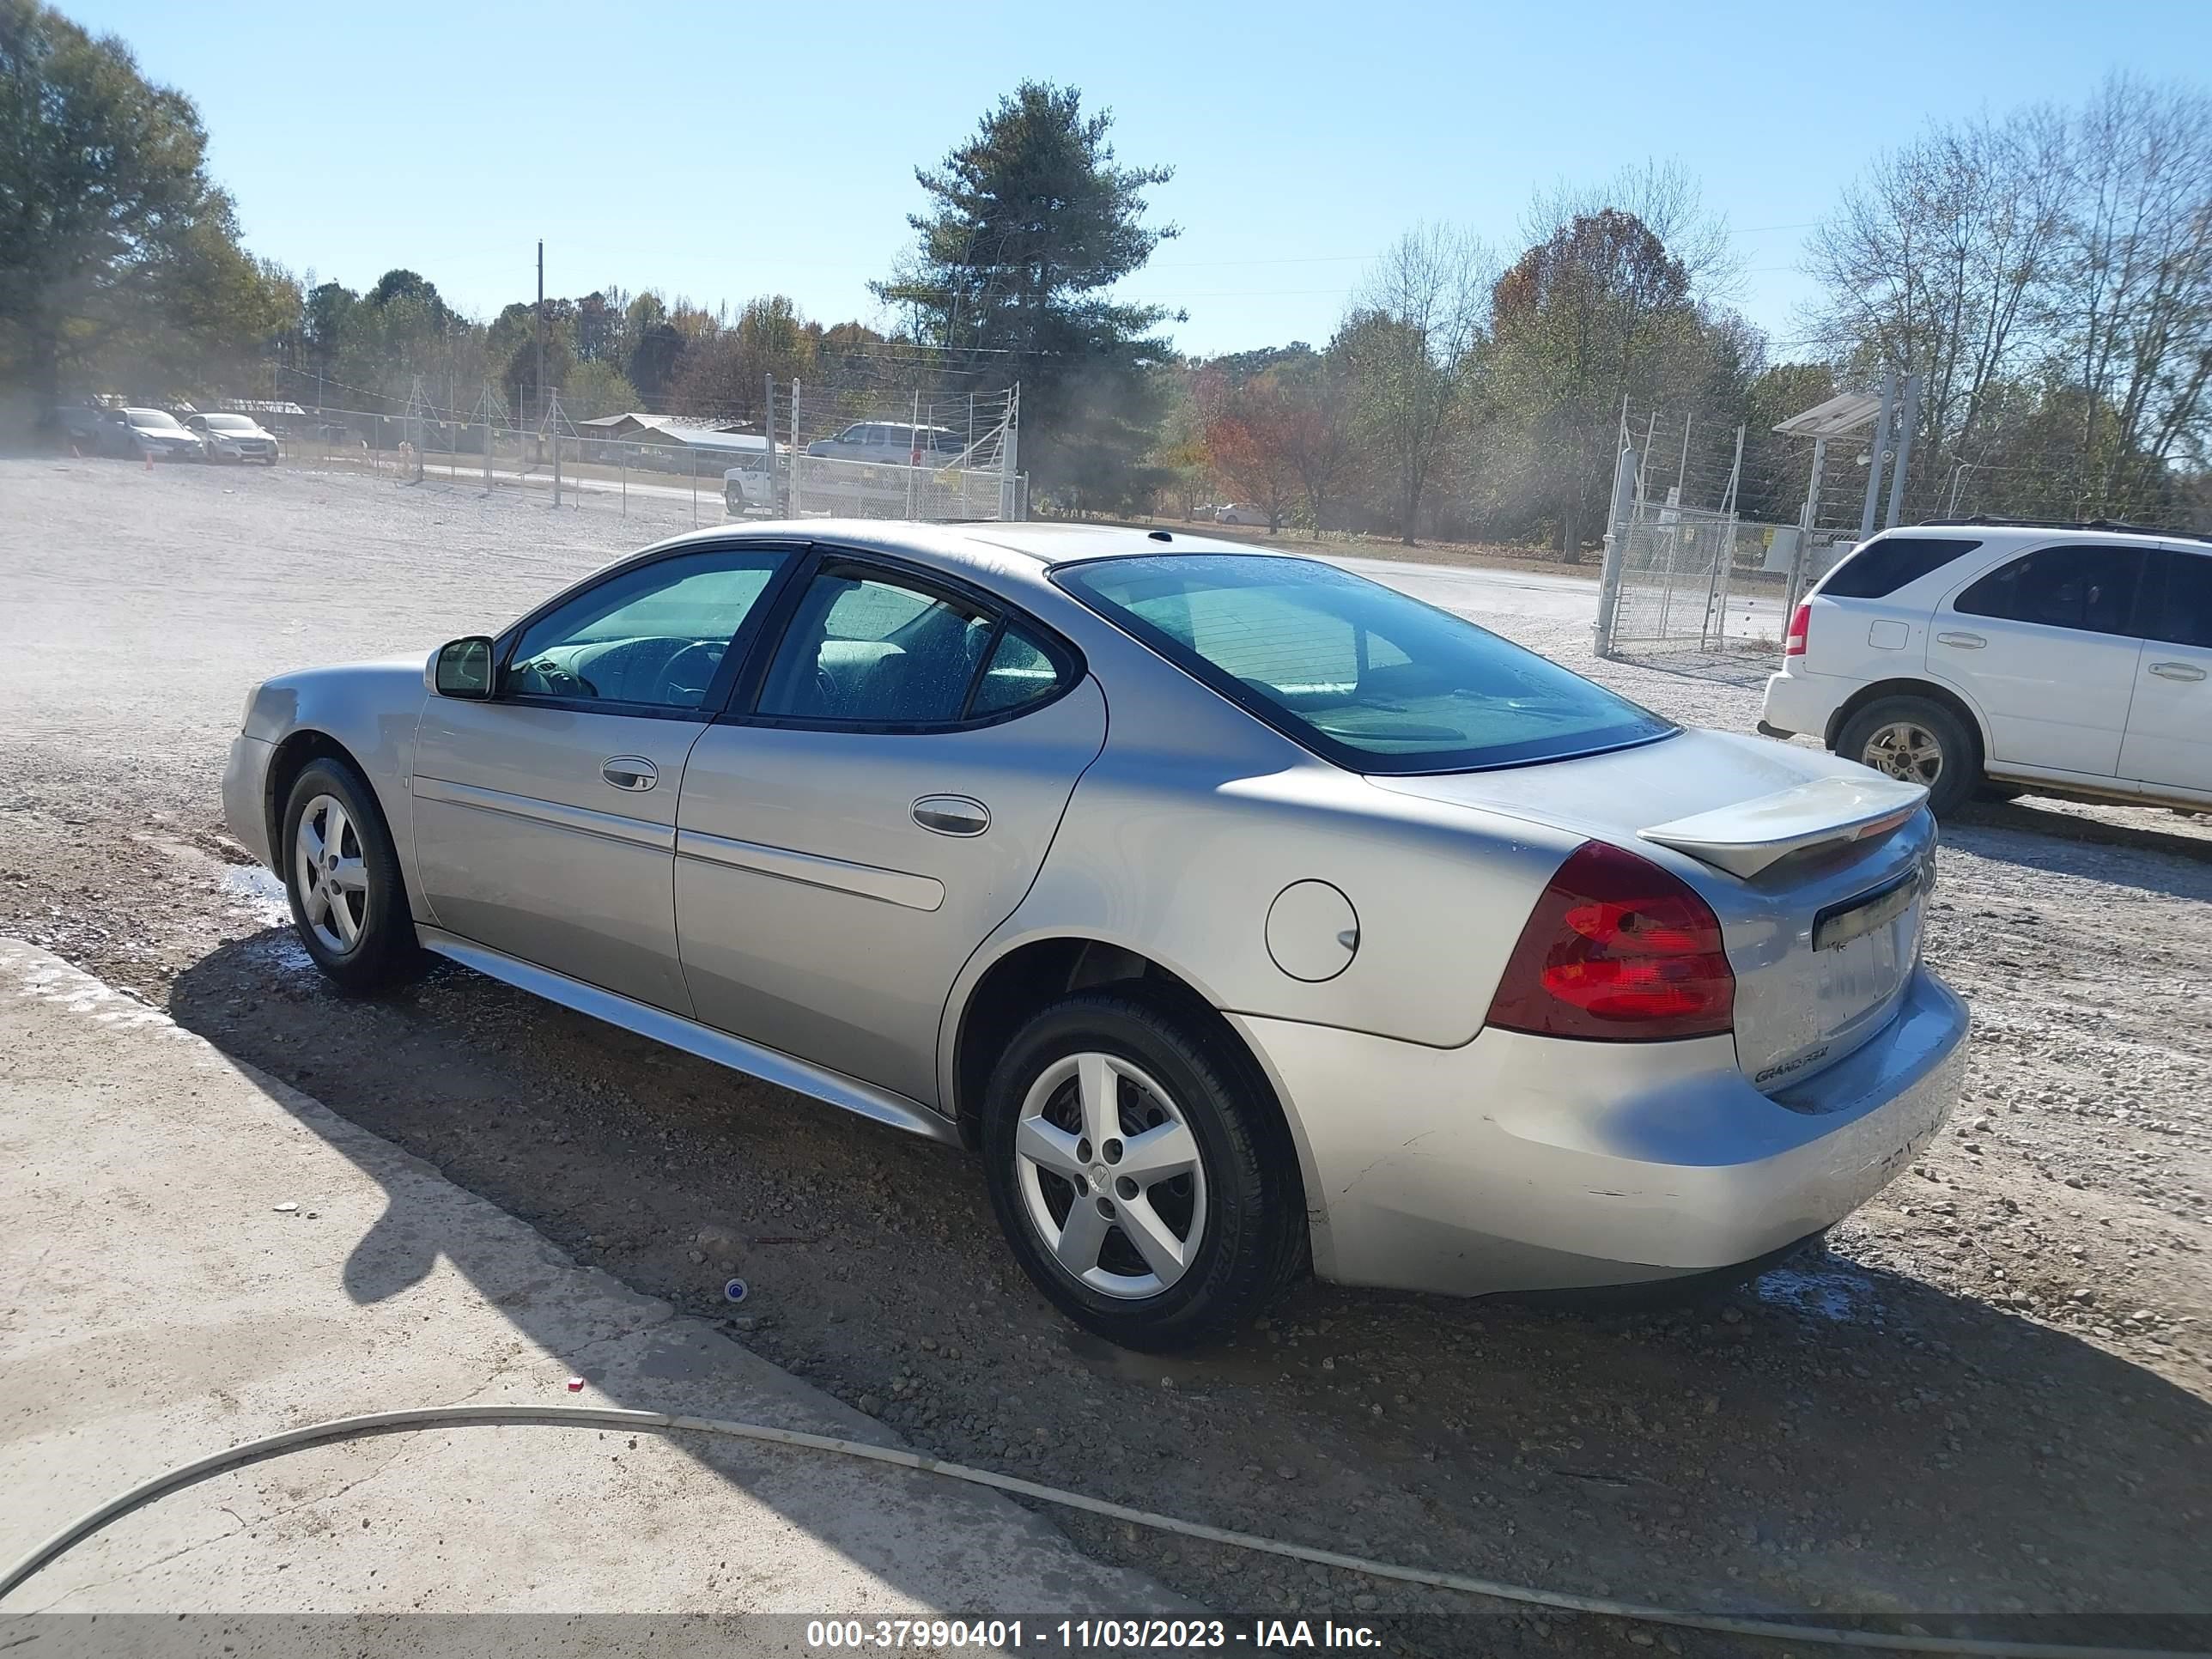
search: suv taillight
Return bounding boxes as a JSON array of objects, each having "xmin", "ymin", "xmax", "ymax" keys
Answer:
[
  {"xmin": 1486, "ymin": 842, "xmax": 1735, "ymax": 1041},
  {"xmin": 1784, "ymin": 602, "xmax": 1809, "ymax": 657}
]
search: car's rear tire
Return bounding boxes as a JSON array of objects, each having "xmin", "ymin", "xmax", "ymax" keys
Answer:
[
  {"xmin": 981, "ymin": 988, "xmax": 1304, "ymax": 1352},
  {"xmin": 1837, "ymin": 695, "xmax": 1978, "ymax": 817},
  {"xmin": 279, "ymin": 758, "xmax": 420, "ymax": 993}
]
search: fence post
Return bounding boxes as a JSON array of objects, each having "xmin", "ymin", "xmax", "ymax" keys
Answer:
[
  {"xmin": 789, "ymin": 380, "xmax": 804, "ymax": 517},
  {"xmin": 1593, "ymin": 447, "xmax": 1639, "ymax": 659}
]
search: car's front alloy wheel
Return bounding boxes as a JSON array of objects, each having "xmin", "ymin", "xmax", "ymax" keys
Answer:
[
  {"xmin": 280, "ymin": 757, "xmax": 420, "ymax": 992},
  {"xmin": 294, "ymin": 792, "xmax": 370, "ymax": 955},
  {"xmin": 981, "ymin": 989, "xmax": 1305, "ymax": 1352}
]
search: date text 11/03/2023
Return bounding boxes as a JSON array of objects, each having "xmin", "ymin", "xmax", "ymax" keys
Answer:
[{"xmin": 802, "ymin": 1618, "xmax": 1383, "ymax": 1650}]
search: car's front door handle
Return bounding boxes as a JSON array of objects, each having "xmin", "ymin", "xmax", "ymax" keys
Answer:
[
  {"xmin": 912, "ymin": 794, "xmax": 990, "ymax": 836},
  {"xmin": 1936, "ymin": 630, "xmax": 1987, "ymax": 649},
  {"xmin": 601, "ymin": 757, "xmax": 658, "ymax": 791},
  {"xmin": 2148, "ymin": 660, "xmax": 2208, "ymax": 682}
]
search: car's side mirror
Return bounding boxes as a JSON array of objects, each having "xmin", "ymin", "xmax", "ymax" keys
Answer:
[{"xmin": 431, "ymin": 636, "xmax": 496, "ymax": 699}]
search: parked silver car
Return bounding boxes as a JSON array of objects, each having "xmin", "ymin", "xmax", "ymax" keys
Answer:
[
  {"xmin": 222, "ymin": 522, "xmax": 1966, "ymax": 1350},
  {"xmin": 186, "ymin": 410, "xmax": 281, "ymax": 464}
]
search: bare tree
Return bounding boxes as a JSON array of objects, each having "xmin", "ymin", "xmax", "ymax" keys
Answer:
[
  {"xmin": 1340, "ymin": 224, "xmax": 1497, "ymax": 544},
  {"xmin": 1803, "ymin": 108, "xmax": 2071, "ymax": 503},
  {"xmin": 2057, "ymin": 75, "xmax": 2212, "ymax": 511}
]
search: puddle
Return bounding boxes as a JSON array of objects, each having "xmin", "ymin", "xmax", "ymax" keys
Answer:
[
  {"xmin": 1754, "ymin": 1261, "xmax": 1885, "ymax": 1324},
  {"xmin": 221, "ymin": 863, "xmax": 291, "ymax": 928}
]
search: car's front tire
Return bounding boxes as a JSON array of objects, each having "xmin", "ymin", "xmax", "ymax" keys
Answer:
[
  {"xmin": 280, "ymin": 758, "xmax": 420, "ymax": 992},
  {"xmin": 981, "ymin": 988, "xmax": 1305, "ymax": 1352},
  {"xmin": 1837, "ymin": 695, "xmax": 1978, "ymax": 817}
]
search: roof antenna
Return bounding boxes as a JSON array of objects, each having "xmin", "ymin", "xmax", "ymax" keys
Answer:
[{"xmin": 1147, "ymin": 529, "xmax": 1172, "ymax": 542}]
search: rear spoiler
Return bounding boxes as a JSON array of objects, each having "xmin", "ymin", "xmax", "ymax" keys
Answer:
[{"xmin": 1638, "ymin": 775, "xmax": 1927, "ymax": 879}]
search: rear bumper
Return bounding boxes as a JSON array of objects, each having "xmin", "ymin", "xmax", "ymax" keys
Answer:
[
  {"xmin": 1760, "ymin": 665, "xmax": 1850, "ymax": 744},
  {"xmin": 1233, "ymin": 965, "xmax": 1966, "ymax": 1297},
  {"xmin": 222, "ymin": 733, "xmax": 276, "ymax": 867}
]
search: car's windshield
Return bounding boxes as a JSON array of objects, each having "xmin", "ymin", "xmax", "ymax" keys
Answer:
[
  {"xmin": 126, "ymin": 409, "xmax": 185, "ymax": 430},
  {"xmin": 1057, "ymin": 554, "xmax": 1674, "ymax": 774},
  {"xmin": 203, "ymin": 414, "xmax": 257, "ymax": 432}
]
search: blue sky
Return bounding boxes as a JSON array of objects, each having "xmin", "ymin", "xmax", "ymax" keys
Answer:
[{"xmin": 62, "ymin": 0, "xmax": 2212, "ymax": 361}]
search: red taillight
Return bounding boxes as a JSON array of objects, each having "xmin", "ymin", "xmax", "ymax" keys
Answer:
[
  {"xmin": 1784, "ymin": 601, "xmax": 1809, "ymax": 657},
  {"xmin": 1486, "ymin": 842, "xmax": 1735, "ymax": 1041}
]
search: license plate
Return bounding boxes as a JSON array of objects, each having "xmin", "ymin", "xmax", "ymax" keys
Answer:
[{"xmin": 1813, "ymin": 866, "xmax": 1925, "ymax": 952}]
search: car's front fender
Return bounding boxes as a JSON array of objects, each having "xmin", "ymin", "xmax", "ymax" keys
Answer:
[{"xmin": 239, "ymin": 656, "xmax": 434, "ymax": 917}]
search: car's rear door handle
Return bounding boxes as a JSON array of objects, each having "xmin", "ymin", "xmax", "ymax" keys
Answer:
[
  {"xmin": 601, "ymin": 757, "xmax": 657, "ymax": 791},
  {"xmin": 1936, "ymin": 630, "xmax": 1986, "ymax": 649},
  {"xmin": 2148, "ymin": 660, "xmax": 2208, "ymax": 682},
  {"xmin": 912, "ymin": 794, "xmax": 989, "ymax": 836}
]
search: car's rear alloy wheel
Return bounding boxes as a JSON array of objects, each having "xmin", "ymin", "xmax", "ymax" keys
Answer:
[
  {"xmin": 1861, "ymin": 719, "xmax": 1944, "ymax": 786},
  {"xmin": 1013, "ymin": 1051, "xmax": 1209, "ymax": 1299},
  {"xmin": 280, "ymin": 757, "xmax": 420, "ymax": 992},
  {"xmin": 981, "ymin": 989, "xmax": 1305, "ymax": 1352},
  {"xmin": 1838, "ymin": 696, "xmax": 1978, "ymax": 816}
]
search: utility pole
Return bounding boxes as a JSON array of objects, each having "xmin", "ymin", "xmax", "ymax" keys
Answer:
[
  {"xmin": 1859, "ymin": 371, "xmax": 1899, "ymax": 540},
  {"xmin": 535, "ymin": 240, "xmax": 546, "ymax": 433},
  {"xmin": 1885, "ymin": 374, "xmax": 1923, "ymax": 529}
]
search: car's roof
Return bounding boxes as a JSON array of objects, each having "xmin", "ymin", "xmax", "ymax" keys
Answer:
[
  {"xmin": 641, "ymin": 518, "xmax": 1286, "ymax": 573},
  {"xmin": 958, "ymin": 522, "xmax": 1273, "ymax": 565},
  {"xmin": 1876, "ymin": 520, "xmax": 2203, "ymax": 550}
]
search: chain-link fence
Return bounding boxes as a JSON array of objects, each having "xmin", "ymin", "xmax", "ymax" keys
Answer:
[{"xmin": 228, "ymin": 361, "xmax": 1027, "ymax": 536}]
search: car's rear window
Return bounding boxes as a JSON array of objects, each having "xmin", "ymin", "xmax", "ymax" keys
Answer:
[
  {"xmin": 1816, "ymin": 536, "xmax": 1982, "ymax": 599},
  {"xmin": 1055, "ymin": 553, "xmax": 1674, "ymax": 774}
]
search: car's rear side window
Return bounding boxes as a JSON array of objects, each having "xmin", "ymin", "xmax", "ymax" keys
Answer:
[
  {"xmin": 1056, "ymin": 553, "xmax": 1674, "ymax": 774},
  {"xmin": 1953, "ymin": 544, "xmax": 2146, "ymax": 635},
  {"xmin": 1816, "ymin": 537, "xmax": 1983, "ymax": 599}
]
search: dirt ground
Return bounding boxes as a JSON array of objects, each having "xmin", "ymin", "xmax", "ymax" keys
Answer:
[{"xmin": 3, "ymin": 455, "xmax": 2209, "ymax": 1653}]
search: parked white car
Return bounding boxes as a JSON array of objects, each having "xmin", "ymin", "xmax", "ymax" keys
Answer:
[
  {"xmin": 1761, "ymin": 520, "xmax": 2212, "ymax": 815},
  {"xmin": 1215, "ymin": 503, "xmax": 1269, "ymax": 527},
  {"xmin": 722, "ymin": 464, "xmax": 775, "ymax": 515}
]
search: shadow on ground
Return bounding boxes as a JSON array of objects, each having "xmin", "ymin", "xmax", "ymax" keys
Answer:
[{"xmin": 167, "ymin": 933, "xmax": 2212, "ymax": 1655}]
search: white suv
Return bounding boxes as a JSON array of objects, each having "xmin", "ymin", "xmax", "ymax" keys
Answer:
[{"xmin": 1761, "ymin": 520, "xmax": 2212, "ymax": 816}]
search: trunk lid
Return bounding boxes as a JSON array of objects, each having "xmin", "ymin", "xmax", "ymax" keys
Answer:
[{"xmin": 1371, "ymin": 730, "xmax": 1937, "ymax": 1091}]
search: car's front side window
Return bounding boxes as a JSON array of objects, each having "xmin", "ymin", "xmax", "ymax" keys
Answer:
[
  {"xmin": 1953, "ymin": 544, "xmax": 2146, "ymax": 635},
  {"xmin": 506, "ymin": 549, "xmax": 787, "ymax": 710},
  {"xmin": 754, "ymin": 569, "xmax": 996, "ymax": 725}
]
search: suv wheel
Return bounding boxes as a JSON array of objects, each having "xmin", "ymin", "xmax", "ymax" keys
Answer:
[
  {"xmin": 280, "ymin": 758, "xmax": 421, "ymax": 992},
  {"xmin": 1837, "ymin": 696, "xmax": 1978, "ymax": 817},
  {"xmin": 981, "ymin": 989, "xmax": 1305, "ymax": 1352}
]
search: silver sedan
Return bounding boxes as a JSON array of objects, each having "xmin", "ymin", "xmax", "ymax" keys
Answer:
[{"xmin": 222, "ymin": 521, "xmax": 1968, "ymax": 1351}]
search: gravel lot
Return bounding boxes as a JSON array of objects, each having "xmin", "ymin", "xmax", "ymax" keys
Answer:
[{"xmin": 3, "ymin": 454, "xmax": 2210, "ymax": 1652}]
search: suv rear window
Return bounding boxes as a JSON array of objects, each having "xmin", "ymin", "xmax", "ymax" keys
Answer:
[
  {"xmin": 1816, "ymin": 536, "xmax": 1982, "ymax": 599},
  {"xmin": 1056, "ymin": 553, "xmax": 1674, "ymax": 774}
]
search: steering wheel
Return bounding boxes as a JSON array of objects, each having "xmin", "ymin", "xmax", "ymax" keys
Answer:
[{"xmin": 661, "ymin": 640, "xmax": 726, "ymax": 706}]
